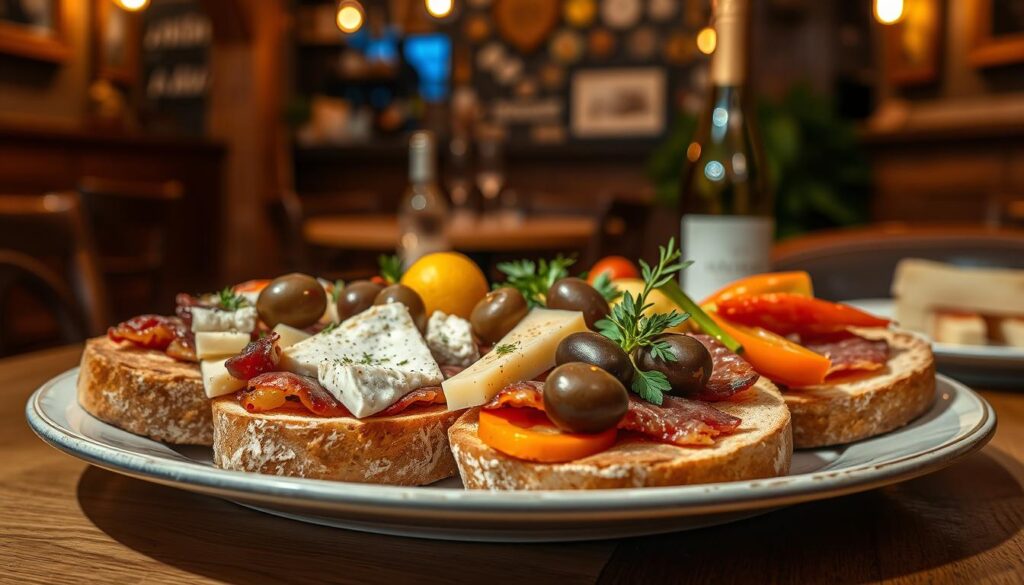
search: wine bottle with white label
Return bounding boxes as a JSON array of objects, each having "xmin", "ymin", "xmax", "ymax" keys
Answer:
[{"xmin": 680, "ymin": 0, "xmax": 772, "ymax": 301}]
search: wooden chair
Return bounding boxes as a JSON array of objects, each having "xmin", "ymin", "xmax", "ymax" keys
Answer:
[
  {"xmin": 77, "ymin": 177, "xmax": 185, "ymax": 319},
  {"xmin": 772, "ymin": 224, "xmax": 1024, "ymax": 300},
  {"xmin": 0, "ymin": 249, "xmax": 88, "ymax": 356},
  {"xmin": 0, "ymin": 193, "xmax": 109, "ymax": 340}
]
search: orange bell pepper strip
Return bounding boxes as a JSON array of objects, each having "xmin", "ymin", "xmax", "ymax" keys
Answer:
[
  {"xmin": 717, "ymin": 293, "xmax": 891, "ymax": 336},
  {"xmin": 702, "ymin": 271, "xmax": 814, "ymax": 306},
  {"xmin": 478, "ymin": 408, "xmax": 618, "ymax": 463},
  {"xmin": 708, "ymin": 312, "xmax": 831, "ymax": 388}
]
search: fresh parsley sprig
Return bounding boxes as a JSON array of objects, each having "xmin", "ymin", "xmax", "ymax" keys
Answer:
[
  {"xmin": 378, "ymin": 254, "xmax": 403, "ymax": 285},
  {"xmin": 589, "ymin": 271, "xmax": 622, "ymax": 303},
  {"xmin": 595, "ymin": 239, "xmax": 691, "ymax": 405},
  {"xmin": 495, "ymin": 255, "xmax": 576, "ymax": 307},
  {"xmin": 218, "ymin": 287, "xmax": 249, "ymax": 311}
]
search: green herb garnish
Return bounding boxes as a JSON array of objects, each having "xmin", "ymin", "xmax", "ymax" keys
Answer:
[
  {"xmin": 495, "ymin": 255, "xmax": 576, "ymax": 307},
  {"xmin": 590, "ymin": 271, "xmax": 622, "ymax": 303},
  {"xmin": 331, "ymin": 279, "xmax": 345, "ymax": 302},
  {"xmin": 378, "ymin": 254, "xmax": 403, "ymax": 285},
  {"xmin": 218, "ymin": 287, "xmax": 249, "ymax": 311},
  {"xmin": 494, "ymin": 342, "xmax": 519, "ymax": 355},
  {"xmin": 595, "ymin": 239, "xmax": 691, "ymax": 405},
  {"xmin": 321, "ymin": 322, "xmax": 340, "ymax": 334}
]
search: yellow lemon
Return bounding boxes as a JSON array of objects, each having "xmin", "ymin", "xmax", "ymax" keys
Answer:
[
  {"xmin": 612, "ymin": 278, "xmax": 693, "ymax": 333},
  {"xmin": 401, "ymin": 252, "xmax": 489, "ymax": 319}
]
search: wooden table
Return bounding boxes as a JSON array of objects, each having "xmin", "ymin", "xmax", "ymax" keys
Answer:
[
  {"xmin": 3, "ymin": 345, "xmax": 1023, "ymax": 584},
  {"xmin": 303, "ymin": 213, "xmax": 598, "ymax": 252}
]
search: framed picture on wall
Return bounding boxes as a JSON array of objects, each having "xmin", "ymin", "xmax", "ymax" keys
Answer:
[
  {"xmin": 884, "ymin": 0, "xmax": 942, "ymax": 86},
  {"xmin": 0, "ymin": 0, "xmax": 69, "ymax": 62},
  {"xmin": 569, "ymin": 67, "xmax": 667, "ymax": 139},
  {"xmin": 969, "ymin": 0, "xmax": 1024, "ymax": 67},
  {"xmin": 94, "ymin": 0, "xmax": 140, "ymax": 85}
]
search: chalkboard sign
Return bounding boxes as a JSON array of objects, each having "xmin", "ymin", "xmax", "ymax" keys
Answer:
[{"xmin": 139, "ymin": 0, "xmax": 212, "ymax": 137}]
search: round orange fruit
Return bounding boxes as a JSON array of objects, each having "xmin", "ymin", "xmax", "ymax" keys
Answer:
[{"xmin": 400, "ymin": 252, "xmax": 489, "ymax": 319}]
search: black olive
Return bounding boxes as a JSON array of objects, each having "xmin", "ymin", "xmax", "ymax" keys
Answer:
[
  {"xmin": 374, "ymin": 284, "xmax": 427, "ymax": 330},
  {"xmin": 545, "ymin": 277, "xmax": 610, "ymax": 330},
  {"xmin": 337, "ymin": 280, "xmax": 383, "ymax": 322},
  {"xmin": 555, "ymin": 331, "xmax": 633, "ymax": 387},
  {"xmin": 544, "ymin": 362, "xmax": 629, "ymax": 434},
  {"xmin": 470, "ymin": 287, "xmax": 529, "ymax": 344},
  {"xmin": 635, "ymin": 334, "xmax": 713, "ymax": 397},
  {"xmin": 256, "ymin": 273, "xmax": 327, "ymax": 329}
]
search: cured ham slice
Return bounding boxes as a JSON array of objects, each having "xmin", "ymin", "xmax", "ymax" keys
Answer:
[
  {"xmin": 802, "ymin": 332, "xmax": 889, "ymax": 375},
  {"xmin": 225, "ymin": 333, "xmax": 280, "ymax": 380},
  {"xmin": 379, "ymin": 387, "xmax": 447, "ymax": 416},
  {"xmin": 483, "ymin": 381, "xmax": 741, "ymax": 446},
  {"xmin": 107, "ymin": 315, "xmax": 178, "ymax": 350},
  {"xmin": 689, "ymin": 334, "xmax": 760, "ymax": 401}
]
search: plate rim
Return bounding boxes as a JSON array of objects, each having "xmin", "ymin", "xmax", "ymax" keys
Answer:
[{"xmin": 26, "ymin": 367, "xmax": 997, "ymax": 517}]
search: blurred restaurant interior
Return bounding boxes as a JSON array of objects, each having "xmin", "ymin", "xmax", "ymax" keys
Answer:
[{"xmin": 1, "ymin": 0, "xmax": 1024, "ymax": 356}]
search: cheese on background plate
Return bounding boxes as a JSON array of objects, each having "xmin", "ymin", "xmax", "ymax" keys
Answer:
[
  {"xmin": 201, "ymin": 358, "xmax": 245, "ymax": 398},
  {"xmin": 195, "ymin": 331, "xmax": 251, "ymax": 359},
  {"xmin": 280, "ymin": 302, "xmax": 443, "ymax": 417},
  {"xmin": 425, "ymin": 311, "xmax": 479, "ymax": 367},
  {"xmin": 191, "ymin": 306, "xmax": 258, "ymax": 333},
  {"xmin": 273, "ymin": 323, "xmax": 311, "ymax": 348},
  {"xmin": 442, "ymin": 308, "xmax": 588, "ymax": 411}
]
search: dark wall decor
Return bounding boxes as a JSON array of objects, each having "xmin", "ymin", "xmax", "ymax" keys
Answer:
[
  {"xmin": 0, "ymin": 0, "xmax": 69, "ymax": 62},
  {"xmin": 969, "ymin": 0, "xmax": 1024, "ymax": 67}
]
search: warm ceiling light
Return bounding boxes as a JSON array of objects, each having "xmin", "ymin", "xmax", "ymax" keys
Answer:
[
  {"xmin": 696, "ymin": 26, "xmax": 716, "ymax": 55},
  {"xmin": 113, "ymin": 0, "xmax": 149, "ymax": 11},
  {"xmin": 426, "ymin": 0, "xmax": 454, "ymax": 18},
  {"xmin": 336, "ymin": 0, "xmax": 365, "ymax": 33},
  {"xmin": 874, "ymin": 0, "xmax": 905, "ymax": 25}
]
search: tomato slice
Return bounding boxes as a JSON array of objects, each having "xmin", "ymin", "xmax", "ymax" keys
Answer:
[
  {"xmin": 717, "ymin": 293, "xmax": 890, "ymax": 336},
  {"xmin": 233, "ymin": 279, "xmax": 270, "ymax": 294},
  {"xmin": 702, "ymin": 272, "xmax": 814, "ymax": 306},
  {"xmin": 709, "ymin": 312, "xmax": 831, "ymax": 388},
  {"xmin": 478, "ymin": 408, "xmax": 618, "ymax": 463},
  {"xmin": 588, "ymin": 256, "xmax": 640, "ymax": 283}
]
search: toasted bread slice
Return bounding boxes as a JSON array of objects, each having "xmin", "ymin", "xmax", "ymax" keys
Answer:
[
  {"xmin": 785, "ymin": 329, "xmax": 935, "ymax": 448},
  {"xmin": 212, "ymin": 399, "xmax": 463, "ymax": 485},
  {"xmin": 77, "ymin": 336, "xmax": 211, "ymax": 445},
  {"xmin": 448, "ymin": 379, "xmax": 791, "ymax": 490}
]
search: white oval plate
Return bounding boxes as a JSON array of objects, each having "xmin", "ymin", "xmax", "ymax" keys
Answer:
[
  {"xmin": 27, "ymin": 368, "xmax": 994, "ymax": 542},
  {"xmin": 847, "ymin": 298, "xmax": 1024, "ymax": 386}
]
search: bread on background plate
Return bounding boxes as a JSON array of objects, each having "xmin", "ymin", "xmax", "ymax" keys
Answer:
[
  {"xmin": 77, "ymin": 336, "xmax": 212, "ymax": 446},
  {"xmin": 448, "ymin": 378, "xmax": 792, "ymax": 490}
]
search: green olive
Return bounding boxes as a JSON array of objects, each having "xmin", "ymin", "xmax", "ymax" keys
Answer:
[
  {"xmin": 256, "ymin": 273, "xmax": 327, "ymax": 329},
  {"xmin": 555, "ymin": 331, "xmax": 633, "ymax": 387},
  {"xmin": 543, "ymin": 362, "xmax": 629, "ymax": 434},
  {"xmin": 337, "ymin": 280, "xmax": 383, "ymax": 322},
  {"xmin": 374, "ymin": 284, "xmax": 427, "ymax": 330},
  {"xmin": 635, "ymin": 334, "xmax": 713, "ymax": 397},
  {"xmin": 545, "ymin": 277, "xmax": 610, "ymax": 329},
  {"xmin": 470, "ymin": 287, "xmax": 529, "ymax": 344}
]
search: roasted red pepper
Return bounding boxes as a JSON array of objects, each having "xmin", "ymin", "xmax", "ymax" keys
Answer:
[{"xmin": 716, "ymin": 293, "xmax": 890, "ymax": 336}]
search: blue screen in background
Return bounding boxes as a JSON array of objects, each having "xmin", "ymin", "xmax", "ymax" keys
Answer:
[{"xmin": 403, "ymin": 34, "xmax": 451, "ymax": 102}]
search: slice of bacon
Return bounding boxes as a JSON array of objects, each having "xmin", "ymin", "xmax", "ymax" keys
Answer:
[
  {"xmin": 483, "ymin": 381, "xmax": 740, "ymax": 447},
  {"xmin": 241, "ymin": 372, "xmax": 351, "ymax": 417},
  {"xmin": 688, "ymin": 334, "xmax": 760, "ymax": 401},
  {"xmin": 379, "ymin": 387, "xmax": 447, "ymax": 416},
  {"xmin": 225, "ymin": 333, "xmax": 281, "ymax": 380},
  {"xmin": 107, "ymin": 315, "xmax": 178, "ymax": 350},
  {"xmin": 802, "ymin": 332, "xmax": 889, "ymax": 376}
]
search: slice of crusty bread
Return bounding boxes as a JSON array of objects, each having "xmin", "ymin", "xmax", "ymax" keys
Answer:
[
  {"xmin": 785, "ymin": 329, "xmax": 935, "ymax": 449},
  {"xmin": 448, "ymin": 379, "xmax": 792, "ymax": 490},
  {"xmin": 212, "ymin": 398, "xmax": 464, "ymax": 485},
  {"xmin": 77, "ymin": 336, "xmax": 211, "ymax": 445}
]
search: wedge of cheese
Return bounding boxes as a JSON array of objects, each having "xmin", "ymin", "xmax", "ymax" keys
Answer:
[
  {"xmin": 273, "ymin": 323, "xmax": 310, "ymax": 349},
  {"xmin": 442, "ymin": 308, "xmax": 588, "ymax": 411},
  {"xmin": 201, "ymin": 358, "xmax": 246, "ymax": 398},
  {"xmin": 195, "ymin": 331, "xmax": 251, "ymax": 360}
]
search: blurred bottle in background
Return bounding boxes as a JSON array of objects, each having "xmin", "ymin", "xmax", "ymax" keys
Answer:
[
  {"xmin": 679, "ymin": 0, "xmax": 773, "ymax": 300},
  {"xmin": 398, "ymin": 131, "xmax": 450, "ymax": 268}
]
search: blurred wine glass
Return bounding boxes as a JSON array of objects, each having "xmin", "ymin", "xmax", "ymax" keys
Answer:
[{"xmin": 475, "ymin": 131, "xmax": 504, "ymax": 213}]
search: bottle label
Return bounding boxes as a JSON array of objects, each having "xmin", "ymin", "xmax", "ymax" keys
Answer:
[{"xmin": 680, "ymin": 214, "xmax": 773, "ymax": 301}]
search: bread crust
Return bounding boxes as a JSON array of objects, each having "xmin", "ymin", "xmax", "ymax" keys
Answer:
[
  {"xmin": 212, "ymin": 398, "xmax": 463, "ymax": 485},
  {"xmin": 448, "ymin": 379, "xmax": 792, "ymax": 490},
  {"xmin": 77, "ymin": 336, "xmax": 211, "ymax": 445},
  {"xmin": 786, "ymin": 329, "xmax": 935, "ymax": 448}
]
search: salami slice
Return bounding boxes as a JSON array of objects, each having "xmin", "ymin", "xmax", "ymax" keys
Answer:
[
  {"xmin": 483, "ymin": 382, "xmax": 741, "ymax": 447},
  {"xmin": 380, "ymin": 387, "xmax": 447, "ymax": 416},
  {"xmin": 802, "ymin": 332, "xmax": 889, "ymax": 375},
  {"xmin": 688, "ymin": 334, "xmax": 760, "ymax": 401}
]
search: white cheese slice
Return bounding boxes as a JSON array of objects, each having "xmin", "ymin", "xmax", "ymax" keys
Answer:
[
  {"xmin": 273, "ymin": 323, "xmax": 311, "ymax": 349},
  {"xmin": 442, "ymin": 308, "xmax": 588, "ymax": 411},
  {"xmin": 930, "ymin": 312, "xmax": 987, "ymax": 346},
  {"xmin": 195, "ymin": 331, "xmax": 251, "ymax": 360},
  {"xmin": 425, "ymin": 311, "xmax": 479, "ymax": 367},
  {"xmin": 201, "ymin": 358, "xmax": 246, "ymax": 398},
  {"xmin": 998, "ymin": 318, "xmax": 1024, "ymax": 348},
  {"xmin": 280, "ymin": 302, "xmax": 443, "ymax": 417},
  {"xmin": 191, "ymin": 306, "xmax": 258, "ymax": 333}
]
